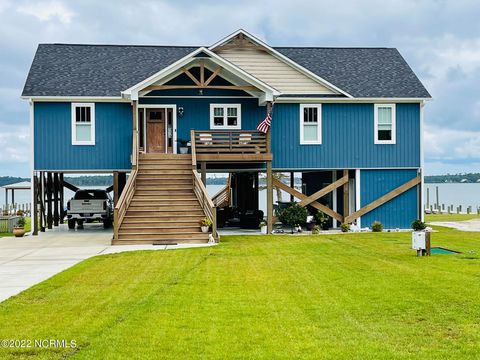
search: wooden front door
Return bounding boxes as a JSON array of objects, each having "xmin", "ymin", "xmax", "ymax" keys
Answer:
[{"xmin": 147, "ymin": 109, "xmax": 166, "ymax": 153}]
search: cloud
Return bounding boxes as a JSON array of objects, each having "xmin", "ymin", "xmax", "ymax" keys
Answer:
[
  {"xmin": 16, "ymin": 0, "xmax": 74, "ymax": 24},
  {"xmin": 1, "ymin": 0, "xmax": 480, "ymax": 176}
]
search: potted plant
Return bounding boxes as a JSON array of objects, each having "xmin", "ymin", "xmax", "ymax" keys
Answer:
[
  {"xmin": 200, "ymin": 217, "xmax": 212, "ymax": 233},
  {"xmin": 411, "ymin": 220, "xmax": 430, "ymax": 256},
  {"xmin": 278, "ymin": 203, "xmax": 308, "ymax": 234},
  {"xmin": 259, "ymin": 220, "xmax": 267, "ymax": 234},
  {"xmin": 177, "ymin": 138, "xmax": 189, "ymax": 154},
  {"xmin": 13, "ymin": 217, "xmax": 26, "ymax": 238}
]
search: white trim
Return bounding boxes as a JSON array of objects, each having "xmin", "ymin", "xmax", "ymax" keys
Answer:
[
  {"xmin": 22, "ymin": 96, "xmax": 126, "ymax": 102},
  {"xmin": 71, "ymin": 103, "xmax": 95, "ymax": 146},
  {"xmin": 420, "ymin": 101, "xmax": 425, "ymax": 221},
  {"xmin": 299, "ymin": 104, "xmax": 322, "ymax": 145},
  {"xmin": 33, "ymin": 169, "xmax": 131, "ymax": 173},
  {"xmin": 29, "ymin": 100, "xmax": 34, "ymax": 235},
  {"xmin": 122, "ymin": 47, "xmax": 279, "ymax": 100},
  {"xmin": 141, "ymin": 95, "xmax": 252, "ymax": 99},
  {"xmin": 209, "ymin": 103, "xmax": 241, "ymax": 129},
  {"xmin": 139, "ymin": 105, "xmax": 178, "ymax": 154},
  {"xmin": 374, "ymin": 103, "xmax": 396, "ymax": 145},
  {"xmin": 275, "ymin": 97, "xmax": 430, "ymax": 103},
  {"xmin": 355, "ymin": 169, "xmax": 361, "ymax": 228},
  {"xmin": 209, "ymin": 29, "xmax": 353, "ymax": 98},
  {"xmin": 272, "ymin": 167, "xmax": 420, "ymax": 171}
]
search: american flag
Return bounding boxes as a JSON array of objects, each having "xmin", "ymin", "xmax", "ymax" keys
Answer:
[{"xmin": 256, "ymin": 112, "xmax": 272, "ymax": 133}]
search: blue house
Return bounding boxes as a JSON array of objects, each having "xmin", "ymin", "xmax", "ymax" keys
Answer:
[{"xmin": 22, "ymin": 30, "xmax": 430, "ymax": 244}]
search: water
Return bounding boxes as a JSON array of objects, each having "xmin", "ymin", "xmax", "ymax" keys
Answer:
[
  {"xmin": 3, "ymin": 183, "xmax": 480, "ymax": 213},
  {"xmin": 424, "ymin": 183, "xmax": 480, "ymax": 210}
]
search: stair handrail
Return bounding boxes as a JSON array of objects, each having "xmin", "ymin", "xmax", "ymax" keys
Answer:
[
  {"xmin": 114, "ymin": 129, "xmax": 139, "ymax": 241},
  {"xmin": 192, "ymin": 169, "xmax": 218, "ymax": 241},
  {"xmin": 212, "ymin": 173, "xmax": 231, "ymax": 208}
]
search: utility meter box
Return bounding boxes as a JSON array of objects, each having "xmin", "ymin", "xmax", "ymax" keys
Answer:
[{"xmin": 412, "ymin": 231, "xmax": 431, "ymax": 256}]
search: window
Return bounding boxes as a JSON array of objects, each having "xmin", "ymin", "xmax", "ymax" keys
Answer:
[
  {"xmin": 300, "ymin": 104, "xmax": 322, "ymax": 144},
  {"xmin": 374, "ymin": 104, "xmax": 396, "ymax": 144},
  {"xmin": 71, "ymin": 103, "xmax": 95, "ymax": 145},
  {"xmin": 210, "ymin": 104, "xmax": 241, "ymax": 129}
]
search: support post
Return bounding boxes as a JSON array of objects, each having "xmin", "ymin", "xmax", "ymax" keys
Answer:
[
  {"xmin": 46, "ymin": 172, "xmax": 53, "ymax": 229},
  {"xmin": 53, "ymin": 173, "xmax": 59, "ymax": 226},
  {"xmin": 267, "ymin": 163, "xmax": 273, "ymax": 234},
  {"xmin": 266, "ymin": 100, "xmax": 273, "ymax": 234},
  {"xmin": 118, "ymin": 172, "xmax": 126, "ymax": 198},
  {"xmin": 343, "ymin": 169, "xmax": 349, "ymax": 223},
  {"xmin": 113, "ymin": 172, "xmax": 119, "ymax": 205},
  {"xmin": 201, "ymin": 162, "xmax": 207, "ymax": 185},
  {"xmin": 40, "ymin": 172, "xmax": 45, "ymax": 232},
  {"xmin": 290, "ymin": 171, "xmax": 295, "ymax": 202},
  {"xmin": 59, "ymin": 173, "xmax": 64, "ymax": 222},
  {"xmin": 33, "ymin": 174, "xmax": 38, "ymax": 235}
]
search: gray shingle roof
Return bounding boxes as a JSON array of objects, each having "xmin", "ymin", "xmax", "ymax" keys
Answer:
[
  {"xmin": 275, "ymin": 47, "xmax": 431, "ymax": 98},
  {"xmin": 22, "ymin": 44, "xmax": 430, "ymax": 98}
]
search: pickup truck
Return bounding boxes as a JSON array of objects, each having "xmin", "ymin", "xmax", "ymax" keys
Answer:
[{"xmin": 67, "ymin": 189, "xmax": 113, "ymax": 229}]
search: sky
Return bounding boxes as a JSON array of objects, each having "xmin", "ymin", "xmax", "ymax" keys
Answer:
[{"xmin": 0, "ymin": 0, "xmax": 479, "ymax": 177}]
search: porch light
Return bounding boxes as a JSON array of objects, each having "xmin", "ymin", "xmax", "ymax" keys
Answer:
[{"xmin": 178, "ymin": 107, "xmax": 184, "ymax": 118}]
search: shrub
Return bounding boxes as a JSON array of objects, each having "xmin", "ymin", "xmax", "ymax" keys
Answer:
[
  {"xmin": 314, "ymin": 210, "xmax": 328, "ymax": 229},
  {"xmin": 312, "ymin": 225, "xmax": 321, "ymax": 235},
  {"xmin": 278, "ymin": 203, "xmax": 308, "ymax": 233},
  {"xmin": 16, "ymin": 217, "xmax": 26, "ymax": 228},
  {"xmin": 16, "ymin": 210, "xmax": 24, "ymax": 216},
  {"xmin": 372, "ymin": 221, "xmax": 383, "ymax": 232},
  {"xmin": 177, "ymin": 138, "xmax": 189, "ymax": 146},
  {"xmin": 411, "ymin": 219, "xmax": 426, "ymax": 231},
  {"xmin": 199, "ymin": 217, "xmax": 212, "ymax": 227},
  {"xmin": 340, "ymin": 223, "xmax": 350, "ymax": 233}
]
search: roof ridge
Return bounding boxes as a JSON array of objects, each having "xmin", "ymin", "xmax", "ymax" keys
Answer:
[
  {"xmin": 37, "ymin": 43, "xmax": 395, "ymax": 50},
  {"xmin": 274, "ymin": 46, "xmax": 394, "ymax": 49},
  {"xmin": 40, "ymin": 43, "xmax": 201, "ymax": 48}
]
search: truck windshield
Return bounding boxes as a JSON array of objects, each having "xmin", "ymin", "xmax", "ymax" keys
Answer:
[{"xmin": 74, "ymin": 190, "xmax": 108, "ymax": 200}]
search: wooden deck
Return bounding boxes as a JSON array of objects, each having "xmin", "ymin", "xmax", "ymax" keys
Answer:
[{"xmin": 191, "ymin": 130, "xmax": 272, "ymax": 162}]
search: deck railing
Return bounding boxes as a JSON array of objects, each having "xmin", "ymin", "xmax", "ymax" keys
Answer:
[
  {"xmin": 114, "ymin": 129, "xmax": 139, "ymax": 240},
  {"xmin": 191, "ymin": 130, "xmax": 270, "ymax": 162},
  {"xmin": 192, "ymin": 169, "xmax": 218, "ymax": 241}
]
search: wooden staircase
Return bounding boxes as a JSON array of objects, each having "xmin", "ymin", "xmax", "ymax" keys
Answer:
[{"xmin": 113, "ymin": 154, "xmax": 211, "ymax": 245}]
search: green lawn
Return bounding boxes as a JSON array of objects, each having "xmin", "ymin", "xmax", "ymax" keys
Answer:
[
  {"xmin": 425, "ymin": 213, "xmax": 480, "ymax": 222},
  {"xmin": 0, "ymin": 231, "xmax": 479, "ymax": 359},
  {"xmin": 0, "ymin": 217, "xmax": 31, "ymax": 237}
]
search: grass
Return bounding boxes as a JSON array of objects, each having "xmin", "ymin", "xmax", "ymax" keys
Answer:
[
  {"xmin": 0, "ymin": 230, "xmax": 479, "ymax": 359},
  {"xmin": 425, "ymin": 213, "xmax": 480, "ymax": 222},
  {"xmin": 0, "ymin": 217, "xmax": 31, "ymax": 237}
]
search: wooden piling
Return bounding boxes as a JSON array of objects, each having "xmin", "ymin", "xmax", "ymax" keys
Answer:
[
  {"xmin": 46, "ymin": 172, "xmax": 53, "ymax": 229},
  {"xmin": 53, "ymin": 173, "xmax": 59, "ymax": 226}
]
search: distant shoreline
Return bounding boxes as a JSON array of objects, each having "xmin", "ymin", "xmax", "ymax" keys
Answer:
[{"xmin": 2, "ymin": 174, "xmax": 480, "ymax": 187}]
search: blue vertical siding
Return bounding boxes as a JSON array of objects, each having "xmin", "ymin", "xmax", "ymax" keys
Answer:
[
  {"xmin": 139, "ymin": 97, "xmax": 266, "ymax": 142},
  {"xmin": 271, "ymin": 103, "xmax": 420, "ymax": 169},
  {"xmin": 360, "ymin": 169, "xmax": 419, "ymax": 229},
  {"xmin": 34, "ymin": 102, "xmax": 132, "ymax": 171}
]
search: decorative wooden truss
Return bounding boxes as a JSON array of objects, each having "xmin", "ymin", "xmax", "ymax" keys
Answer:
[{"xmin": 143, "ymin": 61, "xmax": 258, "ymax": 92}]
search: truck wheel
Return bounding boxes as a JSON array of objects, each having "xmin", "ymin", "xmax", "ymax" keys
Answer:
[
  {"xmin": 68, "ymin": 219, "xmax": 76, "ymax": 229},
  {"xmin": 103, "ymin": 219, "xmax": 112, "ymax": 229},
  {"xmin": 77, "ymin": 220, "xmax": 84, "ymax": 229}
]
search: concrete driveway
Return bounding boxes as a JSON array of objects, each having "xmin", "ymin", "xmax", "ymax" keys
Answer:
[{"xmin": 0, "ymin": 224, "xmax": 215, "ymax": 302}]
